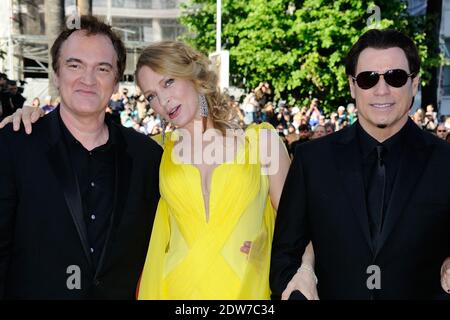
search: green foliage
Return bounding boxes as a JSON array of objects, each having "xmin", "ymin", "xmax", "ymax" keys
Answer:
[{"xmin": 179, "ymin": 0, "xmax": 440, "ymax": 113}]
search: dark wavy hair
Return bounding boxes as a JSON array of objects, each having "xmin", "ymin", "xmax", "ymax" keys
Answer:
[
  {"xmin": 345, "ymin": 29, "xmax": 420, "ymax": 77},
  {"xmin": 50, "ymin": 15, "xmax": 126, "ymax": 83}
]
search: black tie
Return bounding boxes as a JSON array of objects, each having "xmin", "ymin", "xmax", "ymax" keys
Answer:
[{"xmin": 367, "ymin": 145, "xmax": 386, "ymax": 246}]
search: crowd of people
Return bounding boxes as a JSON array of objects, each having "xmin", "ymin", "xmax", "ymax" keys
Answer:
[
  {"xmin": 0, "ymin": 73, "xmax": 26, "ymax": 120},
  {"xmin": 4, "ymin": 71, "xmax": 450, "ymax": 156},
  {"xmin": 91, "ymin": 82, "xmax": 450, "ymax": 158},
  {"xmin": 101, "ymin": 82, "xmax": 450, "ymax": 157}
]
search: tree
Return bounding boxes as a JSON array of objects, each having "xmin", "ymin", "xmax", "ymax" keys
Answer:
[
  {"xmin": 77, "ymin": 0, "xmax": 92, "ymax": 16},
  {"xmin": 45, "ymin": 0, "xmax": 65, "ymax": 98},
  {"xmin": 180, "ymin": 0, "xmax": 441, "ymax": 113}
]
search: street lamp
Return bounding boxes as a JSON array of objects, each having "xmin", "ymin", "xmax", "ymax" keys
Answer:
[
  {"xmin": 106, "ymin": 0, "xmax": 112, "ymax": 24},
  {"xmin": 210, "ymin": 0, "xmax": 229, "ymax": 90},
  {"xmin": 216, "ymin": 0, "xmax": 221, "ymax": 52}
]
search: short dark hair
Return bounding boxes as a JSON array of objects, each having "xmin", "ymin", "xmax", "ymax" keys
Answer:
[
  {"xmin": 0, "ymin": 73, "xmax": 7, "ymax": 80},
  {"xmin": 324, "ymin": 122, "xmax": 335, "ymax": 131},
  {"xmin": 299, "ymin": 124, "xmax": 310, "ymax": 132},
  {"xmin": 50, "ymin": 15, "xmax": 126, "ymax": 83},
  {"xmin": 345, "ymin": 29, "xmax": 420, "ymax": 77}
]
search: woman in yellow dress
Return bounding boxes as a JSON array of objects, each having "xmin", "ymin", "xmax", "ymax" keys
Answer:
[{"xmin": 134, "ymin": 41, "xmax": 316, "ymax": 300}]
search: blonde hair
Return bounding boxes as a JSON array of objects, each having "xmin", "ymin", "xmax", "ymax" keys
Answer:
[{"xmin": 135, "ymin": 41, "xmax": 239, "ymax": 134}]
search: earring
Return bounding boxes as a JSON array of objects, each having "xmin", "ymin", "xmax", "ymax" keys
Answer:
[
  {"xmin": 161, "ymin": 118, "xmax": 167, "ymax": 145},
  {"xmin": 199, "ymin": 95, "xmax": 209, "ymax": 134},
  {"xmin": 199, "ymin": 94, "xmax": 209, "ymax": 117}
]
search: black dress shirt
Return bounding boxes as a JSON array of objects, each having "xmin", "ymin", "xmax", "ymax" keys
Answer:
[
  {"xmin": 357, "ymin": 120, "xmax": 412, "ymax": 231},
  {"xmin": 59, "ymin": 111, "xmax": 118, "ymax": 268}
]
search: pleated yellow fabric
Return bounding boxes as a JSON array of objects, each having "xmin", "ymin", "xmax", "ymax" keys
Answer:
[{"xmin": 138, "ymin": 123, "xmax": 276, "ymax": 300}]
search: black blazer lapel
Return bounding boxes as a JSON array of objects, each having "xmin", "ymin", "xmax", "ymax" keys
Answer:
[
  {"xmin": 375, "ymin": 123, "xmax": 432, "ymax": 257},
  {"xmin": 46, "ymin": 111, "xmax": 94, "ymax": 269},
  {"xmin": 95, "ymin": 127, "xmax": 133, "ymax": 276},
  {"xmin": 332, "ymin": 125, "xmax": 373, "ymax": 253}
]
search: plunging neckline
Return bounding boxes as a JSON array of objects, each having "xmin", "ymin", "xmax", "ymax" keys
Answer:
[
  {"xmin": 190, "ymin": 164, "xmax": 222, "ymax": 223},
  {"xmin": 171, "ymin": 134, "xmax": 247, "ymax": 224}
]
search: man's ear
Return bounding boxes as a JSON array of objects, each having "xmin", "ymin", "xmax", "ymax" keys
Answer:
[
  {"xmin": 411, "ymin": 74, "xmax": 420, "ymax": 97},
  {"xmin": 348, "ymin": 76, "xmax": 356, "ymax": 99},
  {"xmin": 52, "ymin": 70, "xmax": 59, "ymax": 91}
]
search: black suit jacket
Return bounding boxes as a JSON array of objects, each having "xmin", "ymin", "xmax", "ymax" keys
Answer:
[
  {"xmin": 270, "ymin": 119, "xmax": 450, "ymax": 299},
  {"xmin": 0, "ymin": 109, "xmax": 162, "ymax": 299}
]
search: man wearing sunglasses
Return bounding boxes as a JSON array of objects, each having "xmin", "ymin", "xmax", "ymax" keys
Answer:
[{"xmin": 271, "ymin": 29, "xmax": 450, "ymax": 299}]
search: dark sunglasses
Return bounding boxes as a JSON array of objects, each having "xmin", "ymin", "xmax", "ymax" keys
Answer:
[{"xmin": 352, "ymin": 69, "xmax": 415, "ymax": 90}]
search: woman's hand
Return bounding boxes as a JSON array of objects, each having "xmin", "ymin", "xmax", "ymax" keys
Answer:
[
  {"xmin": 0, "ymin": 106, "xmax": 44, "ymax": 134},
  {"xmin": 281, "ymin": 264, "xmax": 319, "ymax": 300}
]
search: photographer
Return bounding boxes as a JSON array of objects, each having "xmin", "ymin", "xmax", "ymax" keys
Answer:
[
  {"xmin": 423, "ymin": 112, "xmax": 437, "ymax": 132},
  {"xmin": 0, "ymin": 79, "xmax": 26, "ymax": 120}
]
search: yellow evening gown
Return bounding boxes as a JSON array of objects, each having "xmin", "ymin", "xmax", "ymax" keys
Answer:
[{"xmin": 137, "ymin": 123, "xmax": 276, "ymax": 299}]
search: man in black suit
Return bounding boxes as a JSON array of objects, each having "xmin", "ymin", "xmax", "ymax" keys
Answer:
[
  {"xmin": 270, "ymin": 29, "xmax": 450, "ymax": 299},
  {"xmin": 0, "ymin": 16, "xmax": 162, "ymax": 299}
]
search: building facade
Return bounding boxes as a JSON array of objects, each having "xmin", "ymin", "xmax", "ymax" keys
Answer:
[{"xmin": 0, "ymin": 0, "xmax": 187, "ymax": 81}]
